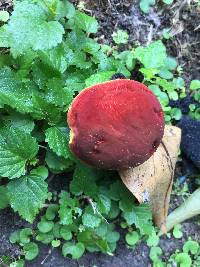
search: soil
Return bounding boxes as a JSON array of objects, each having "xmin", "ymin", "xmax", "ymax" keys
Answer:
[{"xmin": 0, "ymin": 1, "xmax": 200, "ymax": 267}]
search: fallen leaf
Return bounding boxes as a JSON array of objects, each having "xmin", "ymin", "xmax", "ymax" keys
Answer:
[{"xmin": 119, "ymin": 125, "xmax": 181, "ymax": 233}]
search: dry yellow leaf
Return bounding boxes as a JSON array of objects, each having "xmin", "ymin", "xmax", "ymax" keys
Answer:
[{"xmin": 119, "ymin": 125, "xmax": 181, "ymax": 233}]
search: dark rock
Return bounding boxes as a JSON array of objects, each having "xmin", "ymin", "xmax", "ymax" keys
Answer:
[{"xmin": 178, "ymin": 117, "xmax": 200, "ymax": 169}]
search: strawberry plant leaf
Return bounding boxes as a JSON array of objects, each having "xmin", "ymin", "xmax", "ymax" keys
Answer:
[
  {"xmin": 45, "ymin": 127, "xmax": 71, "ymax": 159},
  {"xmin": 7, "ymin": 166, "xmax": 48, "ymax": 222},
  {"xmin": 70, "ymin": 163, "xmax": 99, "ymax": 197},
  {"xmin": 31, "ymin": 93, "xmax": 62, "ymax": 125},
  {"xmin": 72, "ymin": 10, "xmax": 98, "ymax": 33},
  {"xmin": 135, "ymin": 41, "xmax": 166, "ymax": 69},
  {"xmin": 39, "ymin": 44, "xmax": 75, "ymax": 73},
  {"xmin": 45, "ymin": 149, "xmax": 73, "ymax": 172},
  {"xmin": 2, "ymin": 113, "xmax": 35, "ymax": 133},
  {"xmin": 45, "ymin": 78, "xmax": 74, "ymax": 108},
  {"xmin": 0, "ymin": 128, "xmax": 39, "ymax": 179},
  {"xmin": 0, "ymin": 68, "xmax": 34, "ymax": 113},
  {"xmin": 4, "ymin": 1, "xmax": 64, "ymax": 57}
]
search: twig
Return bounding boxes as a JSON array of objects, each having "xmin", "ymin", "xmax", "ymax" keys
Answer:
[{"xmin": 41, "ymin": 249, "xmax": 52, "ymax": 265}]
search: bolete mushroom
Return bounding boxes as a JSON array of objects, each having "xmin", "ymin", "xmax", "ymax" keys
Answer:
[
  {"xmin": 67, "ymin": 79, "xmax": 164, "ymax": 170},
  {"xmin": 67, "ymin": 79, "xmax": 181, "ymax": 232}
]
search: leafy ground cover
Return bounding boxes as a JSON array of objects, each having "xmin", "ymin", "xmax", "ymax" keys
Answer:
[{"xmin": 0, "ymin": 0, "xmax": 199, "ymax": 266}]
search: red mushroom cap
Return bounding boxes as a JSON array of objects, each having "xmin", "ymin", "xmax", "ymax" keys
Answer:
[{"xmin": 67, "ymin": 79, "xmax": 164, "ymax": 170}]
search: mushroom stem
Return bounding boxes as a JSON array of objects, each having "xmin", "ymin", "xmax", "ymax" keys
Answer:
[{"xmin": 119, "ymin": 125, "xmax": 181, "ymax": 233}]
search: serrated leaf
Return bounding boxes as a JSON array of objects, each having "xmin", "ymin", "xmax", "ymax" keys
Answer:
[
  {"xmin": 82, "ymin": 212, "xmax": 101, "ymax": 228},
  {"xmin": 0, "ymin": 185, "xmax": 9, "ymax": 209},
  {"xmin": 39, "ymin": 44, "xmax": 75, "ymax": 73},
  {"xmin": 0, "ymin": 68, "xmax": 34, "ymax": 113},
  {"xmin": 0, "ymin": 128, "xmax": 38, "ymax": 179},
  {"xmin": 45, "ymin": 127, "xmax": 71, "ymax": 159},
  {"xmin": 135, "ymin": 41, "xmax": 166, "ymax": 69},
  {"xmin": 5, "ymin": 1, "xmax": 64, "ymax": 56},
  {"xmin": 122, "ymin": 204, "xmax": 152, "ymax": 232},
  {"xmin": 46, "ymin": 78, "xmax": 74, "ymax": 108},
  {"xmin": 112, "ymin": 30, "xmax": 129, "ymax": 45},
  {"xmin": 70, "ymin": 163, "xmax": 99, "ymax": 197},
  {"xmin": 73, "ymin": 10, "xmax": 98, "ymax": 33},
  {"xmin": 2, "ymin": 113, "xmax": 34, "ymax": 133},
  {"xmin": 31, "ymin": 93, "xmax": 61, "ymax": 125},
  {"xmin": 85, "ymin": 71, "xmax": 115, "ymax": 87},
  {"xmin": 97, "ymin": 194, "xmax": 111, "ymax": 215},
  {"xmin": 45, "ymin": 149, "xmax": 73, "ymax": 172},
  {"xmin": 7, "ymin": 167, "xmax": 48, "ymax": 222}
]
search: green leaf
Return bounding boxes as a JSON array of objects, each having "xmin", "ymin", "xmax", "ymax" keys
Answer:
[
  {"xmin": 0, "ymin": 128, "xmax": 38, "ymax": 179},
  {"xmin": 9, "ymin": 230, "xmax": 20, "ymax": 244},
  {"xmin": 39, "ymin": 44, "xmax": 75, "ymax": 73},
  {"xmin": 45, "ymin": 204, "xmax": 59, "ymax": 221},
  {"xmin": 82, "ymin": 212, "xmax": 101, "ymax": 228},
  {"xmin": 85, "ymin": 71, "xmax": 115, "ymax": 87},
  {"xmin": 2, "ymin": 113, "xmax": 35, "ymax": 133},
  {"xmin": 0, "ymin": 25, "xmax": 11, "ymax": 47},
  {"xmin": 51, "ymin": 239, "xmax": 61, "ymax": 248},
  {"xmin": 125, "ymin": 231, "xmax": 140, "ymax": 246},
  {"xmin": 171, "ymin": 108, "xmax": 182, "ymax": 120},
  {"xmin": 7, "ymin": 167, "xmax": 48, "ymax": 222},
  {"xmin": 0, "ymin": 185, "xmax": 9, "ymax": 209},
  {"xmin": 58, "ymin": 191, "xmax": 78, "ymax": 225},
  {"xmin": 162, "ymin": 0, "xmax": 173, "ymax": 4},
  {"xmin": 122, "ymin": 204, "xmax": 153, "ymax": 234},
  {"xmin": 37, "ymin": 221, "xmax": 54, "ymax": 233},
  {"xmin": 183, "ymin": 240, "xmax": 199, "ymax": 255},
  {"xmin": 46, "ymin": 78, "xmax": 74, "ymax": 108},
  {"xmin": 19, "ymin": 228, "xmax": 33, "ymax": 244},
  {"xmin": 70, "ymin": 163, "xmax": 99, "ymax": 197},
  {"xmin": 36, "ymin": 231, "xmax": 54, "ymax": 244},
  {"xmin": 23, "ymin": 242, "xmax": 39, "ymax": 261},
  {"xmin": 6, "ymin": 1, "xmax": 64, "ymax": 56},
  {"xmin": 45, "ymin": 127, "xmax": 71, "ymax": 159},
  {"xmin": 45, "ymin": 149, "xmax": 73, "ymax": 172},
  {"xmin": 164, "ymin": 57, "xmax": 177, "ymax": 70},
  {"xmin": 149, "ymin": 246, "xmax": 162, "ymax": 261},
  {"xmin": 175, "ymin": 253, "xmax": 192, "ymax": 267},
  {"xmin": 0, "ymin": 11, "xmax": 10, "ymax": 22},
  {"xmin": 31, "ymin": 93, "xmax": 62, "ymax": 125},
  {"xmin": 146, "ymin": 230, "xmax": 159, "ymax": 247},
  {"xmin": 159, "ymin": 69, "xmax": 173, "ymax": 80},
  {"xmin": 0, "ymin": 68, "xmax": 34, "ymax": 113},
  {"xmin": 62, "ymin": 242, "xmax": 85, "ymax": 259},
  {"xmin": 139, "ymin": 0, "xmax": 156, "ymax": 14},
  {"xmin": 190, "ymin": 80, "xmax": 200, "ymax": 90},
  {"xmin": 60, "ymin": 225, "xmax": 73, "ymax": 241},
  {"xmin": 135, "ymin": 41, "xmax": 166, "ymax": 69},
  {"xmin": 173, "ymin": 224, "xmax": 183, "ymax": 239},
  {"xmin": 97, "ymin": 194, "xmax": 111, "ymax": 215},
  {"xmin": 73, "ymin": 10, "xmax": 98, "ymax": 33},
  {"xmin": 112, "ymin": 30, "xmax": 129, "ymax": 45},
  {"xmin": 10, "ymin": 259, "xmax": 25, "ymax": 267}
]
